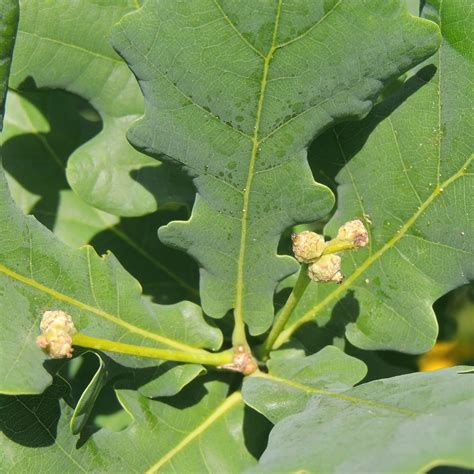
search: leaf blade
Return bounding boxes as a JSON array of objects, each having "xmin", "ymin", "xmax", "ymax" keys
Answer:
[
  {"xmin": 0, "ymin": 165, "xmax": 221, "ymax": 394},
  {"xmin": 282, "ymin": 0, "xmax": 473, "ymax": 352},
  {"xmin": 243, "ymin": 345, "xmax": 367, "ymax": 423},
  {"xmin": 252, "ymin": 367, "xmax": 474, "ymax": 473},
  {"xmin": 10, "ymin": 0, "xmax": 193, "ymax": 216},
  {"xmin": 113, "ymin": 0, "xmax": 439, "ymax": 335}
]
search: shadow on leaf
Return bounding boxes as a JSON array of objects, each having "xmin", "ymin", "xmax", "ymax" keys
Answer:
[
  {"xmin": 2, "ymin": 79, "xmax": 101, "ymax": 229},
  {"xmin": 308, "ymin": 64, "xmax": 437, "ymax": 191},
  {"xmin": 0, "ymin": 379, "xmax": 68, "ymax": 448}
]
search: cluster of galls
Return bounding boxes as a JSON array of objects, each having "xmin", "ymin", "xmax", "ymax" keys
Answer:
[{"xmin": 291, "ymin": 219, "xmax": 369, "ymax": 283}]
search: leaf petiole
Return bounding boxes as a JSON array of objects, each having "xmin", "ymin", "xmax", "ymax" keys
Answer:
[
  {"xmin": 72, "ymin": 333, "xmax": 234, "ymax": 367},
  {"xmin": 259, "ymin": 266, "xmax": 310, "ymax": 360}
]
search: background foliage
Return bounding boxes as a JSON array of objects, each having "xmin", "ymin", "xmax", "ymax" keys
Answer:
[{"xmin": 0, "ymin": 0, "xmax": 472, "ymax": 472}]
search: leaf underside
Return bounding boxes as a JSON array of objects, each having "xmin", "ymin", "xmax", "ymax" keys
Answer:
[{"xmin": 113, "ymin": 0, "xmax": 439, "ymax": 335}]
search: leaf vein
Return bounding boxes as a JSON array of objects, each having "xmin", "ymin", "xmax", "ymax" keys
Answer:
[
  {"xmin": 279, "ymin": 155, "xmax": 473, "ymax": 341},
  {"xmin": 145, "ymin": 391, "xmax": 242, "ymax": 474},
  {"xmin": 254, "ymin": 372, "xmax": 417, "ymax": 416}
]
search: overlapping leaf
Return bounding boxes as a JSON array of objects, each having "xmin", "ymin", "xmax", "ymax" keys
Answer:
[
  {"xmin": 9, "ymin": 0, "xmax": 193, "ymax": 216},
  {"xmin": 113, "ymin": 0, "xmax": 439, "ymax": 335},
  {"xmin": 1, "ymin": 378, "xmax": 262, "ymax": 473},
  {"xmin": 280, "ymin": 0, "xmax": 473, "ymax": 353},
  {"xmin": 243, "ymin": 345, "xmax": 367, "ymax": 423},
  {"xmin": 1, "ymin": 89, "xmax": 199, "ymax": 302},
  {"xmin": 252, "ymin": 366, "xmax": 474, "ymax": 473},
  {"xmin": 1, "ymin": 89, "xmax": 116, "ymax": 238},
  {"xmin": 0, "ymin": 161, "xmax": 221, "ymax": 395}
]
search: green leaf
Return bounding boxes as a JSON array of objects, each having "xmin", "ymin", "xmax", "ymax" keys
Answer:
[
  {"xmin": 10, "ymin": 0, "xmax": 193, "ymax": 216},
  {"xmin": 135, "ymin": 362, "xmax": 206, "ymax": 398},
  {"xmin": 69, "ymin": 351, "xmax": 107, "ymax": 435},
  {"xmin": 243, "ymin": 345, "xmax": 367, "ymax": 423},
  {"xmin": 1, "ymin": 89, "xmax": 117, "ymax": 237},
  {"xmin": 64, "ymin": 350, "xmax": 210, "ymax": 435},
  {"xmin": 281, "ymin": 0, "xmax": 474, "ymax": 353},
  {"xmin": 0, "ymin": 0, "xmax": 18, "ymax": 129},
  {"xmin": 252, "ymin": 366, "xmax": 474, "ymax": 473},
  {"xmin": 1, "ymin": 89, "xmax": 200, "ymax": 302},
  {"xmin": 67, "ymin": 352, "xmax": 208, "ymax": 433},
  {"xmin": 0, "ymin": 163, "xmax": 222, "ymax": 394},
  {"xmin": 113, "ymin": 0, "xmax": 439, "ymax": 335},
  {"xmin": 1, "ymin": 377, "xmax": 262, "ymax": 473}
]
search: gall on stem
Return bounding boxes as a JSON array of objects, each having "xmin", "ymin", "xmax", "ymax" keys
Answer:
[{"xmin": 293, "ymin": 219, "xmax": 369, "ymax": 284}]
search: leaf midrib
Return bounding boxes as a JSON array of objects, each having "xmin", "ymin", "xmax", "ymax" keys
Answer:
[
  {"xmin": 233, "ymin": 0, "xmax": 283, "ymax": 333},
  {"xmin": 279, "ymin": 154, "xmax": 473, "ymax": 342},
  {"xmin": 254, "ymin": 372, "xmax": 417, "ymax": 416},
  {"xmin": 0, "ymin": 258, "xmax": 205, "ymax": 354},
  {"xmin": 144, "ymin": 391, "xmax": 243, "ymax": 474}
]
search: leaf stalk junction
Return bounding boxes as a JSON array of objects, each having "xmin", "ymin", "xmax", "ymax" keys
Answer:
[{"xmin": 35, "ymin": 220, "xmax": 368, "ymax": 376}]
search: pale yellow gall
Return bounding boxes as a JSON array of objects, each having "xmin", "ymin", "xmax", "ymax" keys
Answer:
[
  {"xmin": 336, "ymin": 219, "xmax": 369, "ymax": 248},
  {"xmin": 36, "ymin": 310, "xmax": 77, "ymax": 359},
  {"xmin": 291, "ymin": 231, "xmax": 326, "ymax": 263},
  {"xmin": 307, "ymin": 254, "xmax": 343, "ymax": 283}
]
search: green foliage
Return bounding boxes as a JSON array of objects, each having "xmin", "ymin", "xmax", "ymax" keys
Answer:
[
  {"xmin": 112, "ymin": 0, "xmax": 440, "ymax": 336},
  {"xmin": 279, "ymin": 0, "xmax": 474, "ymax": 354},
  {"xmin": 9, "ymin": 0, "xmax": 193, "ymax": 216},
  {"xmin": 243, "ymin": 345, "xmax": 367, "ymax": 423},
  {"xmin": 0, "ymin": 164, "xmax": 222, "ymax": 393},
  {"xmin": 0, "ymin": 0, "xmax": 18, "ymax": 129},
  {"xmin": 0, "ymin": 1, "xmax": 472, "ymax": 472},
  {"xmin": 252, "ymin": 366, "xmax": 474, "ymax": 473},
  {"xmin": 1, "ymin": 377, "xmax": 264, "ymax": 473}
]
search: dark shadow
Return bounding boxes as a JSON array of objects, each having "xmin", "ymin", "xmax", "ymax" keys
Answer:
[
  {"xmin": 429, "ymin": 468, "xmax": 472, "ymax": 474},
  {"xmin": 77, "ymin": 381, "xmax": 132, "ymax": 448},
  {"xmin": 2, "ymin": 78, "xmax": 101, "ymax": 230},
  {"xmin": 294, "ymin": 290, "xmax": 359, "ymax": 354},
  {"xmin": 242, "ymin": 405, "xmax": 273, "ymax": 460},
  {"xmin": 150, "ymin": 373, "xmax": 215, "ymax": 410},
  {"xmin": 433, "ymin": 283, "xmax": 474, "ymax": 341},
  {"xmin": 129, "ymin": 162, "xmax": 195, "ymax": 213},
  {"xmin": 89, "ymin": 208, "xmax": 199, "ymax": 304},
  {"xmin": 345, "ymin": 343, "xmax": 417, "ymax": 383},
  {"xmin": 0, "ymin": 378, "xmax": 68, "ymax": 447},
  {"xmin": 308, "ymin": 64, "xmax": 437, "ymax": 190}
]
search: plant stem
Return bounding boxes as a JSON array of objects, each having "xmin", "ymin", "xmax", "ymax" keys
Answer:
[
  {"xmin": 231, "ymin": 313, "xmax": 249, "ymax": 349},
  {"xmin": 259, "ymin": 266, "xmax": 310, "ymax": 360},
  {"xmin": 72, "ymin": 333, "xmax": 234, "ymax": 366},
  {"xmin": 322, "ymin": 240, "xmax": 357, "ymax": 254}
]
